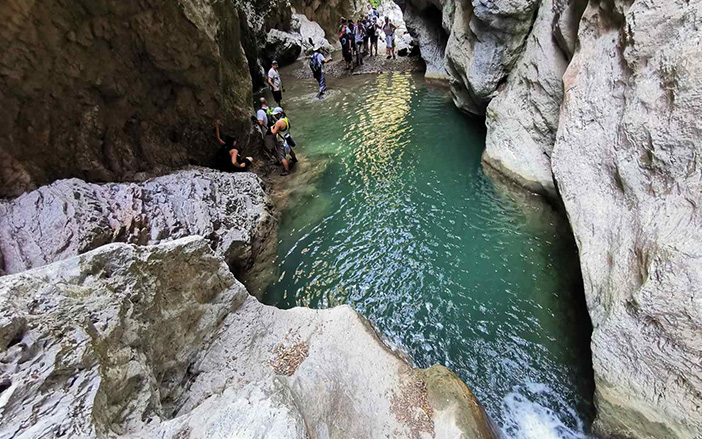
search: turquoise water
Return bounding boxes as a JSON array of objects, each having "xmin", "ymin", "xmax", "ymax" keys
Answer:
[{"xmin": 262, "ymin": 71, "xmax": 594, "ymax": 438}]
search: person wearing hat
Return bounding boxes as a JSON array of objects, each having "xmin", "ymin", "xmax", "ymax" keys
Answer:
[
  {"xmin": 308, "ymin": 39, "xmax": 332, "ymax": 98},
  {"xmin": 267, "ymin": 60, "xmax": 283, "ymax": 105},
  {"xmin": 270, "ymin": 107, "xmax": 298, "ymax": 176}
]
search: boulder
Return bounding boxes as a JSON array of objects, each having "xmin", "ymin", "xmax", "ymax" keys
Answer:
[
  {"xmin": 0, "ymin": 168, "xmax": 274, "ymax": 276},
  {"xmin": 263, "ymin": 29, "xmax": 303, "ymax": 66},
  {"xmin": 0, "ymin": 0, "xmax": 254, "ymax": 198},
  {"xmin": 292, "ymin": 13, "xmax": 335, "ymax": 54},
  {"xmin": 552, "ymin": 1, "xmax": 702, "ymax": 438},
  {"xmin": 0, "ymin": 237, "xmax": 501, "ymax": 439},
  {"xmin": 482, "ymin": 0, "xmax": 571, "ymax": 198}
]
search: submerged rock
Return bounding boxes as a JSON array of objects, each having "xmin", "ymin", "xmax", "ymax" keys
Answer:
[
  {"xmin": 0, "ymin": 237, "xmax": 501, "ymax": 439},
  {"xmin": 552, "ymin": 1, "xmax": 702, "ymax": 438},
  {"xmin": 0, "ymin": 0, "xmax": 254, "ymax": 198},
  {"xmin": 0, "ymin": 168, "xmax": 274, "ymax": 276}
]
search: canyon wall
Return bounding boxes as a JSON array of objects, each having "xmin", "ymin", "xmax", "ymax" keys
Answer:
[
  {"xmin": 0, "ymin": 0, "xmax": 254, "ymax": 198},
  {"xmin": 291, "ymin": 0, "xmax": 365, "ymax": 41},
  {"xmin": 404, "ymin": 0, "xmax": 702, "ymax": 437},
  {"xmin": 552, "ymin": 1, "xmax": 702, "ymax": 438}
]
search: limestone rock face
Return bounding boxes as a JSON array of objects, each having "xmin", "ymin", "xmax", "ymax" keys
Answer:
[
  {"xmin": 0, "ymin": 237, "xmax": 501, "ymax": 439},
  {"xmin": 0, "ymin": 0, "xmax": 254, "ymax": 198},
  {"xmin": 292, "ymin": 13, "xmax": 335, "ymax": 54},
  {"xmin": 552, "ymin": 1, "xmax": 702, "ymax": 438},
  {"xmin": 402, "ymin": 1, "xmax": 450, "ymax": 79},
  {"xmin": 482, "ymin": 0, "xmax": 570, "ymax": 198},
  {"xmin": 291, "ymin": 0, "xmax": 364, "ymax": 41},
  {"xmin": 264, "ymin": 29, "xmax": 303, "ymax": 66},
  {"xmin": 0, "ymin": 168, "xmax": 274, "ymax": 276}
]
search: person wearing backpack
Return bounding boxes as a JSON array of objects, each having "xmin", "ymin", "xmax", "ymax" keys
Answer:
[
  {"xmin": 309, "ymin": 39, "xmax": 331, "ymax": 98},
  {"xmin": 367, "ymin": 17, "xmax": 378, "ymax": 56},
  {"xmin": 270, "ymin": 107, "xmax": 299, "ymax": 176}
]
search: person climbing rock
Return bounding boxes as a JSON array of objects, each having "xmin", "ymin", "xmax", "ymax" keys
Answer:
[
  {"xmin": 309, "ymin": 40, "xmax": 331, "ymax": 99},
  {"xmin": 215, "ymin": 121, "xmax": 253, "ymax": 172},
  {"xmin": 383, "ymin": 17, "xmax": 397, "ymax": 60},
  {"xmin": 270, "ymin": 107, "xmax": 298, "ymax": 176},
  {"xmin": 267, "ymin": 61, "xmax": 283, "ymax": 105}
]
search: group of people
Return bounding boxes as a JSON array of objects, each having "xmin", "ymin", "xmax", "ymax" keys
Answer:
[
  {"xmin": 215, "ymin": 95, "xmax": 299, "ymax": 177},
  {"xmin": 339, "ymin": 10, "xmax": 398, "ymax": 70},
  {"xmin": 214, "ymin": 5, "xmax": 402, "ymax": 177}
]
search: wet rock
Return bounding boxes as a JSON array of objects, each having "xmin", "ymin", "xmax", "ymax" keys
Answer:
[
  {"xmin": 0, "ymin": 0, "xmax": 254, "ymax": 197},
  {"xmin": 482, "ymin": 0, "xmax": 572, "ymax": 198},
  {"xmin": 552, "ymin": 1, "xmax": 702, "ymax": 438},
  {"xmin": 0, "ymin": 168, "xmax": 274, "ymax": 276},
  {"xmin": 0, "ymin": 237, "xmax": 500, "ymax": 439}
]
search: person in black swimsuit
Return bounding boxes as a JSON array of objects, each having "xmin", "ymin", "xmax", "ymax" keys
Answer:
[{"xmin": 215, "ymin": 121, "xmax": 253, "ymax": 172}]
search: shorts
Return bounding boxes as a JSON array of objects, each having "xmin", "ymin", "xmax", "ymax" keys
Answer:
[
  {"xmin": 272, "ymin": 89, "xmax": 282, "ymax": 103},
  {"xmin": 343, "ymin": 48, "xmax": 352, "ymax": 62},
  {"xmin": 275, "ymin": 140, "xmax": 292, "ymax": 162},
  {"xmin": 370, "ymin": 35, "xmax": 378, "ymax": 44},
  {"xmin": 385, "ymin": 35, "xmax": 394, "ymax": 48}
]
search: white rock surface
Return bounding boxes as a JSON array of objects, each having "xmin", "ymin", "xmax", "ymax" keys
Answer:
[
  {"xmin": 292, "ymin": 13, "xmax": 335, "ymax": 54},
  {"xmin": 552, "ymin": 1, "xmax": 702, "ymax": 438},
  {"xmin": 402, "ymin": 1, "xmax": 449, "ymax": 79},
  {"xmin": 482, "ymin": 0, "xmax": 569, "ymax": 198},
  {"xmin": 0, "ymin": 237, "xmax": 500, "ymax": 439},
  {"xmin": 0, "ymin": 168, "xmax": 274, "ymax": 275}
]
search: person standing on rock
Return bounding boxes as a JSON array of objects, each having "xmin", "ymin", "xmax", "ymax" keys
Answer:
[
  {"xmin": 366, "ymin": 18, "xmax": 378, "ymax": 56},
  {"xmin": 215, "ymin": 121, "xmax": 253, "ymax": 172},
  {"xmin": 339, "ymin": 21, "xmax": 354, "ymax": 70},
  {"xmin": 354, "ymin": 21, "xmax": 365, "ymax": 67},
  {"xmin": 267, "ymin": 61, "xmax": 283, "ymax": 105},
  {"xmin": 383, "ymin": 17, "xmax": 397, "ymax": 60},
  {"xmin": 270, "ymin": 107, "xmax": 298, "ymax": 176},
  {"xmin": 256, "ymin": 97, "xmax": 277, "ymax": 160},
  {"xmin": 309, "ymin": 40, "xmax": 331, "ymax": 99}
]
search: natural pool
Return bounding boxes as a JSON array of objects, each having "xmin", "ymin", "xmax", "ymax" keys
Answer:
[{"xmin": 262, "ymin": 70, "xmax": 595, "ymax": 439}]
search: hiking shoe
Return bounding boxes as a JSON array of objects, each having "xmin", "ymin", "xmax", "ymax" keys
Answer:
[
  {"xmin": 393, "ymin": 55, "xmax": 396, "ymax": 59},
  {"xmin": 386, "ymin": 55, "xmax": 391, "ymax": 59},
  {"xmin": 281, "ymin": 170, "xmax": 290, "ymax": 176}
]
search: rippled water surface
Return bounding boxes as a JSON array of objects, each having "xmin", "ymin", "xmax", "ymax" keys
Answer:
[{"xmin": 262, "ymin": 70, "xmax": 594, "ymax": 438}]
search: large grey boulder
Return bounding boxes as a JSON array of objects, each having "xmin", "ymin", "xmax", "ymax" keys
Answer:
[
  {"xmin": 263, "ymin": 29, "xmax": 303, "ymax": 66},
  {"xmin": 0, "ymin": 168, "xmax": 274, "ymax": 276},
  {"xmin": 292, "ymin": 13, "xmax": 335, "ymax": 54},
  {"xmin": 0, "ymin": 237, "xmax": 501, "ymax": 439},
  {"xmin": 482, "ymin": 0, "xmax": 570, "ymax": 198},
  {"xmin": 552, "ymin": 1, "xmax": 702, "ymax": 438}
]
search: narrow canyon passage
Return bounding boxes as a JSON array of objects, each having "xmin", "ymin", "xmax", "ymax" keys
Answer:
[{"xmin": 262, "ymin": 68, "xmax": 595, "ymax": 438}]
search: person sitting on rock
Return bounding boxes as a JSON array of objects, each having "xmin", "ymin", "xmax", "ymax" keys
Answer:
[
  {"xmin": 270, "ymin": 107, "xmax": 298, "ymax": 176},
  {"xmin": 215, "ymin": 120, "xmax": 253, "ymax": 172}
]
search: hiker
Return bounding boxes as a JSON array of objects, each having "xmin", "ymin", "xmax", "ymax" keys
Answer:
[
  {"xmin": 215, "ymin": 121, "xmax": 253, "ymax": 172},
  {"xmin": 270, "ymin": 107, "xmax": 298, "ymax": 176},
  {"xmin": 367, "ymin": 17, "xmax": 378, "ymax": 56},
  {"xmin": 383, "ymin": 17, "xmax": 397, "ymax": 59},
  {"xmin": 362, "ymin": 18, "xmax": 370, "ymax": 54},
  {"xmin": 348, "ymin": 19, "xmax": 357, "ymax": 59},
  {"xmin": 309, "ymin": 40, "xmax": 332, "ymax": 98},
  {"xmin": 339, "ymin": 22, "xmax": 354, "ymax": 70},
  {"xmin": 256, "ymin": 97, "xmax": 277, "ymax": 160},
  {"xmin": 354, "ymin": 20, "xmax": 365, "ymax": 66},
  {"xmin": 267, "ymin": 60, "xmax": 283, "ymax": 104}
]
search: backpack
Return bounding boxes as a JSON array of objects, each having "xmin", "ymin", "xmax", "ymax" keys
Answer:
[
  {"xmin": 366, "ymin": 22, "xmax": 376, "ymax": 37},
  {"xmin": 310, "ymin": 53, "xmax": 322, "ymax": 74}
]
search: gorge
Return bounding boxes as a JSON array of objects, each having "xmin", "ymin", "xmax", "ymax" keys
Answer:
[{"xmin": 0, "ymin": 0, "xmax": 700, "ymax": 439}]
